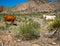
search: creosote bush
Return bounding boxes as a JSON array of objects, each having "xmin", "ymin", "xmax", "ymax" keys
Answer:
[{"xmin": 16, "ymin": 19, "xmax": 40, "ymax": 40}]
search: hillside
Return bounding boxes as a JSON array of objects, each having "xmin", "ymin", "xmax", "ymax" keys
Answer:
[
  {"xmin": 0, "ymin": 0, "xmax": 60, "ymax": 14},
  {"xmin": 0, "ymin": 6, "xmax": 9, "ymax": 14},
  {"xmin": 10, "ymin": 0, "xmax": 60, "ymax": 14}
]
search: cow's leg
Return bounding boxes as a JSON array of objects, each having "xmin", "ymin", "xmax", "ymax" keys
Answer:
[
  {"xmin": 11, "ymin": 20, "xmax": 14, "ymax": 25},
  {"xmin": 11, "ymin": 21, "xmax": 13, "ymax": 25}
]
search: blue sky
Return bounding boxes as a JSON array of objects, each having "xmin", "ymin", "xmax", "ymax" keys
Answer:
[
  {"xmin": 48, "ymin": 0, "xmax": 57, "ymax": 2},
  {"xmin": 0, "ymin": 0, "xmax": 28, "ymax": 7},
  {"xmin": 0, "ymin": 0, "xmax": 57, "ymax": 7}
]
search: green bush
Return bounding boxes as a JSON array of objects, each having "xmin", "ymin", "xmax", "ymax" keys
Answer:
[
  {"xmin": 5, "ymin": 23, "xmax": 11, "ymax": 30},
  {"xmin": 55, "ymin": 14, "xmax": 60, "ymax": 20},
  {"xmin": 16, "ymin": 19, "xmax": 40, "ymax": 40}
]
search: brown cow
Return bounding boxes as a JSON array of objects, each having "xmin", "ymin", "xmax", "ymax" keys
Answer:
[{"xmin": 4, "ymin": 15, "xmax": 16, "ymax": 25}]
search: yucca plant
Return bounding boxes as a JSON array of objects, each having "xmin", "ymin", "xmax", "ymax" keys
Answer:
[
  {"xmin": 49, "ymin": 20, "xmax": 60, "ymax": 29},
  {"xmin": 48, "ymin": 19, "xmax": 60, "ymax": 38}
]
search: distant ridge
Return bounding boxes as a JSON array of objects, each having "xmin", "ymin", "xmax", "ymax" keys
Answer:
[{"xmin": 0, "ymin": 0, "xmax": 60, "ymax": 14}]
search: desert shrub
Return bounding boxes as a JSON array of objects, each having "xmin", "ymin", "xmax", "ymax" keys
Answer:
[
  {"xmin": 0, "ymin": 26, "xmax": 5, "ymax": 30},
  {"xmin": 17, "ymin": 17, "xmax": 25, "ymax": 22},
  {"xmin": 16, "ymin": 19, "xmax": 40, "ymax": 40},
  {"xmin": 39, "ymin": 15, "xmax": 43, "ymax": 19},
  {"xmin": 5, "ymin": 23, "xmax": 11, "ymax": 30},
  {"xmin": 28, "ymin": 12, "xmax": 43, "ymax": 19},
  {"xmin": 55, "ymin": 14, "xmax": 60, "ymax": 20}
]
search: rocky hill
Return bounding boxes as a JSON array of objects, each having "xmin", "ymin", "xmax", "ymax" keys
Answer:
[
  {"xmin": 0, "ymin": 6, "xmax": 9, "ymax": 14},
  {"xmin": 0, "ymin": 0, "xmax": 60, "ymax": 14},
  {"xmin": 10, "ymin": 0, "xmax": 60, "ymax": 14}
]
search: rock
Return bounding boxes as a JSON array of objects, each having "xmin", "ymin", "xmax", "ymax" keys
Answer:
[
  {"xmin": 52, "ymin": 42, "xmax": 56, "ymax": 45},
  {"xmin": 33, "ymin": 43, "xmax": 40, "ymax": 46},
  {"xmin": 44, "ymin": 33, "xmax": 53, "ymax": 38},
  {"xmin": 17, "ymin": 39, "xmax": 21, "ymax": 42},
  {"xmin": 48, "ymin": 42, "xmax": 56, "ymax": 45},
  {"xmin": 0, "ymin": 41, "xmax": 4, "ymax": 46},
  {"xmin": 48, "ymin": 45, "xmax": 52, "ymax": 46}
]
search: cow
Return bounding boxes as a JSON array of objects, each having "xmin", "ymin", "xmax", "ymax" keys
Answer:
[
  {"xmin": 4, "ymin": 15, "xmax": 16, "ymax": 25},
  {"xmin": 43, "ymin": 15, "xmax": 56, "ymax": 20}
]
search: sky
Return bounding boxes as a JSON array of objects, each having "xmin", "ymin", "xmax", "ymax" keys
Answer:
[
  {"xmin": 0, "ymin": 0, "xmax": 28, "ymax": 7},
  {"xmin": 48, "ymin": 0, "xmax": 57, "ymax": 2},
  {"xmin": 0, "ymin": 0, "xmax": 57, "ymax": 7}
]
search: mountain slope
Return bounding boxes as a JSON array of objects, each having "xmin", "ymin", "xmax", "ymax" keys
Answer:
[
  {"xmin": 0, "ymin": 6, "xmax": 9, "ymax": 14},
  {"xmin": 10, "ymin": 0, "xmax": 60, "ymax": 14},
  {"xmin": 0, "ymin": 0, "xmax": 60, "ymax": 14}
]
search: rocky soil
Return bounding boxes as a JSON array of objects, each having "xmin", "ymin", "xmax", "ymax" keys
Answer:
[{"xmin": 0, "ymin": 15, "xmax": 60, "ymax": 46}]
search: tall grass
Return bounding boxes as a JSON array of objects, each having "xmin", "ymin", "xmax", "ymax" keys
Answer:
[{"xmin": 16, "ymin": 19, "xmax": 40, "ymax": 40}]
